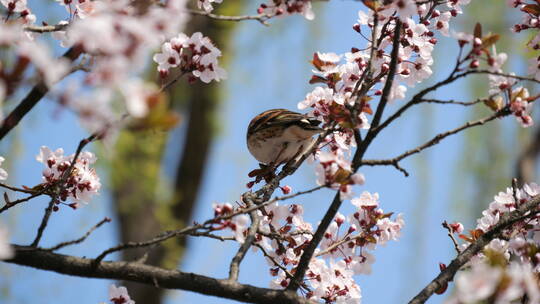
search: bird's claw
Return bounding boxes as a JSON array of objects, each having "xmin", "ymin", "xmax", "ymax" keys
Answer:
[{"xmin": 247, "ymin": 163, "xmax": 277, "ymax": 188}]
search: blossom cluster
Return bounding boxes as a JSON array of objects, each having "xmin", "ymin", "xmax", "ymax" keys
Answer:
[
  {"xmin": 299, "ymin": 0, "xmax": 473, "ymax": 115},
  {"xmin": 1, "ymin": 0, "xmax": 193, "ymax": 137},
  {"xmin": 1, "ymin": 0, "xmax": 36, "ymax": 26},
  {"xmin": 450, "ymin": 24, "xmax": 537, "ymax": 127},
  {"xmin": 257, "ymin": 0, "xmax": 315, "ymax": 20},
  {"xmin": 444, "ymin": 183, "xmax": 540, "ymax": 303},
  {"xmin": 509, "ymin": 87, "xmax": 534, "ymax": 127},
  {"xmin": 36, "ymin": 146, "xmax": 101, "ymax": 208},
  {"xmin": 295, "ymin": 0, "xmax": 479, "ymax": 194},
  {"xmin": 508, "ymin": 0, "xmax": 540, "ymax": 81},
  {"xmin": 153, "ymin": 32, "xmax": 227, "ymax": 84},
  {"xmin": 0, "ymin": 23, "xmax": 70, "ymax": 92},
  {"xmin": 212, "ymin": 190, "xmax": 403, "ymax": 303}
]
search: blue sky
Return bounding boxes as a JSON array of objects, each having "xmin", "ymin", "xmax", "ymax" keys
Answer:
[{"xmin": 0, "ymin": 1, "xmax": 531, "ymax": 304}]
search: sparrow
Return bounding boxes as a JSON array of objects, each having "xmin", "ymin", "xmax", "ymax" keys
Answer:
[{"xmin": 246, "ymin": 109, "xmax": 323, "ymax": 170}]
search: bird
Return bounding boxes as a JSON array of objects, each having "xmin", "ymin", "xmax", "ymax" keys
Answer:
[{"xmin": 246, "ymin": 109, "xmax": 323, "ymax": 170}]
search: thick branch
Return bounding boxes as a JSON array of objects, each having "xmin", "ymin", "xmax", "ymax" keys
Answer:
[
  {"xmin": 5, "ymin": 247, "xmax": 315, "ymax": 304},
  {"xmin": 409, "ymin": 193, "xmax": 540, "ymax": 304}
]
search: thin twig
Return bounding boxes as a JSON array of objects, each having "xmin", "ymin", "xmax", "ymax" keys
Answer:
[
  {"xmin": 24, "ymin": 23, "xmax": 68, "ymax": 33},
  {"xmin": 419, "ymin": 98, "xmax": 483, "ymax": 106},
  {"xmin": 469, "ymin": 70, "xmax": 540, "ymax": 84},
  {"xmin": 373, "ymin": 69, "xmax": 484, "ymax": 138},
  {"xmin": 188, "ymin": 231, "xmax": 235, "ymax": 242},
  {"xmin": 186, "ymin": 9, "xmax": 276, "ymax": 26},
  {"xmin": 30, "ymin": 198, "xmax": 56, "ymax": 247},
  {"xmin": 0, "ymin": 183, "xmax": 36, "ymax": 194},
  {"xmin": 30, "ymin": 133, "xmax": 99, "ymax": 247},
  {"xmin": 0, "ymin": 190, "xmax": 47, "ymax": 214},
  {"xmin": 43, "ymin": 217, "xmax": 111, "ymax": 251},
  {"xmin": 315, "ymin": 234, "xmax": 363, "ymax": 257},
  {"xmin": 255, "ymin": 244, "xmax": 305, "ymax": 289},
  {"xmin": 93, "ymin": 185, "xmax": 324, "ymax": 264},
  {"xmin": 441, "ymin": 221, "xmax": 461, "ymax": 254},
  {"xmin": 228, "ymin": 194, "xmax": 260, "ymax": 281},
  {"xmin": 159, "ymin": 71, "xmax": 187, "ymax": 92},
  {"xmin": 360, "ymin": 158, "xmax": 410, "ymax": 177},
  {"xmin": 362, "ymin": 107, "xmax": 511, "ymax": 169}
]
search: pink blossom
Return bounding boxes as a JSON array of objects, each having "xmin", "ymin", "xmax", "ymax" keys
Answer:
[
  {"xmin": 453, "ymin": 262, "xmax": 502, "ymax": 303},
  {"xmin": 1, "ymin": 0, "xmax": 27, "ymax": 12},
  {"xmin": 109, "ymin": 285, "xmax": 135, "ymax": 304},
  {"xmin": 258, "ymin": 0, "xmax": 315, "ymax": 20},
  {"xmin": 36, "ymin": 146, "xmax": 101, "ymax": 204}
]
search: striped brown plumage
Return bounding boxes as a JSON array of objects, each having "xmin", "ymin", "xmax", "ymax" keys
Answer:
[{"xmin": 246, "ymin": 109, "xmax": 322, "ymax": 165}]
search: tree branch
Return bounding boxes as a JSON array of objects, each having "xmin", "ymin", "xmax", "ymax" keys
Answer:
[
  {"xmin": 30, "ymin": 199, "xmax": 55, "ymax": 247},
  {"xmin": 361, "ymin": 107, "xmax": 511, "ymax": 172},
  {"xmin": 186, "ymin": 9, "xmax": 276, "ymax": 26},
  {"xmin": 287, "ymin": 19, "xmax": 403, "ymax": 292},
  {"xmin": 229, "ymin": 195, "xmax": 261, "ymax": 281},
  {"xmin": 24, "ymin": 23, "xmax": 68, "ymax": 33},
  {"xmin": 408, "ymin": 193, "xmax": 540, "ymax": 304},
  {"xmin": 5, "ymin": 247, "xmax": 316, "ymax": 304}
]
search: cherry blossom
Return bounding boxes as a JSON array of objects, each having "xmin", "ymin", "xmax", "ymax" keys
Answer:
[
  {"xmin": 154, "ymin": 32, "xmax": 227, "ymax": 83},
  {"xmin": 55, "ymin": 0, "xmax": 95, "ymax": 19},
  {"xmin": 109, "ymin": 285, "xmax": 135, "ymax": 304},
  {"xmin": 0, "ymin": 0, "xmax": 537, "ymax": 303},
  {"xmin": 257, "ymin": 0, "xmax": 315, "ymax": 20},
  {"xmin": 44, "ymin": 0, "xmax": 190, "ymax": 133},
  {"xmin": 509, "ymin": 87, "xmax": 534, "ymax": 127},
  {"xmin": 36, "ymin": 146, "xmax": 101, "ymax": 206},
  {"xmin": 197, "ymin": 0, "xmax": 223, "ymax": 13},
  {"xmin": 1, "ymin": 0, "xmax": 27, "ymax": 13},
  {"xmin": 452, "ymin": 262, "xmax": 503, "ymax": 303},
  {"xmin": 210, "ymin": 188, "xmax": 401, "ymax": 303},
  {"xmin": 445, "ymin": 183, "xmax": 540, "ymax": 302}
]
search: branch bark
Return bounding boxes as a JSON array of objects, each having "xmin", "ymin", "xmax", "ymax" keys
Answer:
[{"xmin": 5, "ymin": 246, "xmax": 315, "ymax": 304}]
